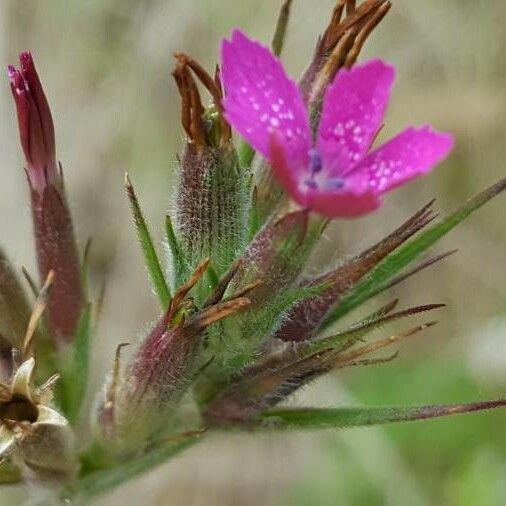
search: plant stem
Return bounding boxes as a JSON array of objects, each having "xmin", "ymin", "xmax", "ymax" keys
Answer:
[{"xmin": 60, "ymin": 432, "xmax": 203, "ymax": 503}]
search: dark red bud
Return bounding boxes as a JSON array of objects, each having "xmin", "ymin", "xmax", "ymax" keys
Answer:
[{"xmin": 8, "ymin": 52, "xmax": 57, "ymax": 193}]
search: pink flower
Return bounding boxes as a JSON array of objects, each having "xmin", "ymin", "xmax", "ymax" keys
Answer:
[
  {"xmin": 221, "ymin": 30, "xmax": 454, "ymax": 218},
  {"xmin": 7, "ymin": 52, "xmax": 58, "ymax": 194}
]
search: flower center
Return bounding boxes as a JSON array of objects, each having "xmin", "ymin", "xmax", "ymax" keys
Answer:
[
  {"xmin": 324, "ymin": 177, "xmax": 345, "ymax": 190},
  {"xmin": 305, "ymin": 149, "xmax": 346, "ymax": 192},
  {"xmin": 0, "ymin": 395, "xmax": 38, "ymax": 423},
  {"xmin": 308, "ymin": 148, "xmax": 322, "ymax": 175}
]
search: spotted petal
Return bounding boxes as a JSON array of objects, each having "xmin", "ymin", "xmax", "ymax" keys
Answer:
[
  {"xmin": 317, "ymin": 60, "xmax": 395, "ymax": 175},
  {"xmin": 269, "ymin": 133, "xmax": 305, "ymax": 203},
  {"xmin": 350, "ymin": 126, "xmax": 454, "ymax": 194},
  {"xmin": 221, "ymin": 30, "xmax": 311, "ymax": 169}
]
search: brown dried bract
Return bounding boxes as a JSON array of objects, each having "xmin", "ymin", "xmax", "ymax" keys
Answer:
[
  {"xmin": 172, "ymin": 53, "xmax": 231, "ymax": 146},
  {"xmin": 300, "ymin": 0, "xmax": 391, "ymax": 105}
]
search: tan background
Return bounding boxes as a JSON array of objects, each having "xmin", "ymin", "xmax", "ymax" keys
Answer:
[{"xmin": 1, "ymin": 1, "xmax": 506, "ymax": 505}]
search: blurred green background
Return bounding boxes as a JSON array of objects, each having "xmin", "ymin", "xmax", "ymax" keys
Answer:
[{"xmin": 1, "ymin": 1, "xmax": 506, "ymax": 505}]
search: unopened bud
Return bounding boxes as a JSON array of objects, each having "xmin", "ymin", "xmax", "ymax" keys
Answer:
[
  {"xmin": 95, "ymin": 262, "xmax": 249, "ymax": 450},
  {"xmin": 8, "ymin": 52, "xmax": 84, "ymax": 345},
  {"xmin": 8, "ymin": 52, "xmax": 57, "ymax": 194},
  {"xmin": 172, "ymin": 55, "xmax": 247, "ymax": 298}
]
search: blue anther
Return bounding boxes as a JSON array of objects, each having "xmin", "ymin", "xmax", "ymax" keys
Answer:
[{"xmin": 308, "ymin": 148, "xmax": 322, "ymax": 174}]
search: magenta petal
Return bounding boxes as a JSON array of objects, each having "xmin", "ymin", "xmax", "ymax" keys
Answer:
[
  {"xmin": 269, "ymin": 133, "xmax": 302, "ymax": 200},
  {"xmin": 317, "ymin": 59, "xmax": 395, "ymax": 175},
  {"xmin": 270, "ymin": 135, "xmax": 381, "ymax": 218},
  {"xmin": 305, "ymin": 186, "xmax": 381, "ymax": 218},
  {"xmin": 351, "ymin": 126, "xmax": 454, "ymax": 195},
  {"xmin": 221, "ymin": 30, "xmax": 311, "ymax": 166}
]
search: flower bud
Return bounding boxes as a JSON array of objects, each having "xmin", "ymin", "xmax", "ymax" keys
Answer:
[
  {"xmin": 230, "ymin": 211, "xmax": 310, "ymax": 305},
  {"xmin": 8, "ymin": 52, "xmax": 84, "ymax": 345},
  {"xmin": 95, "ymin": 261, "xmax": 250, "ymax": 450},
  {"xmin": 31, "ymin": 185, "xmax": 83, "ymax": 345},
  {"xmin": 172, "ymin": 55, "xmax": 248, "ymax": 298},
  {"xmin": 8, "ymin": 52, "xmax": 57, "ymax": 194},
  {"xmin": 193, "ymin": 210, "xmax": 325, "ymax": 405}
]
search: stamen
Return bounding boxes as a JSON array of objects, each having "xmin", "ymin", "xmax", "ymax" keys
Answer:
[
  {"xmin": 325, "ymin": 177, "xmax": 346, "ymax": 190},
  {"xmin": 308, "ymin": 148, "xmax": 322, "ymax": 174}
]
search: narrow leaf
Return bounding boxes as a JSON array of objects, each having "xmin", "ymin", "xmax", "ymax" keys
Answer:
[
  {"xmin": 323, "ymin": 178, "xmax": 506, "ymax": 327},
  {"xmin": 238, "ymin": 141, "xmax": 255, "ymax": 168},
  {"xmin": 379, "ymin": 249, "xmax": 457, "ymax": 293},
  {"xmin": 58, "ymin": 304, "xmax": 92, "ymax": 424},
  {"xmin": 125, "ymin": 174, "xmax": 171, "ymax": 309},
  {"xmin": 307, "ymin": 304, "xmax": 444, "ymax": 356},
  {"xmin": 165, "ymin": 214, "xmax": 187, "ymax": 290},
  {"xmin": 259, "ymin": 399, "xmax": 506, "ymax": 430},
  {"xmin": 272, "ymin": 0, "xmax": 293, "ymax": 56}
]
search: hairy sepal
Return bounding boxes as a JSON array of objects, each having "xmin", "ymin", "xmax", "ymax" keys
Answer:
[
  {"xmin": 175, "ymin": 142, "xmax": 249, "ymax": 302},
  {"xmin": 193, "ymin": 211, "xmax": 324, "ymax": 405}
]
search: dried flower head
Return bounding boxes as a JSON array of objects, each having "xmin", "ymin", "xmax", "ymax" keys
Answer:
[{"xmin": 0, "ymin": 358, "xmax": 76, "ymax": 482}]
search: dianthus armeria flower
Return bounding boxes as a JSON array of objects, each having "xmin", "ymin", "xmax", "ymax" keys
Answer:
[{"xmin": 221, "ymin": 30, "xmax": 454, "ymax": 218}]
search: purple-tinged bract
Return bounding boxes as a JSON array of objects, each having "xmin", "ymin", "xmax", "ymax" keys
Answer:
[{"xmin": 221, "ymin": 30, "xmax": 454, "ymax": 218}]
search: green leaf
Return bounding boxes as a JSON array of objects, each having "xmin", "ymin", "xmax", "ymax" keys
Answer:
[
  {"xmin": 80, "ymin": 238, "xmax": 92, "ymax": 297},
  {"xmin": 323, "ymin": 178, "xmax": 506, "ymax": 327},
  {"xmin": 125, "ymin": 174, "xmax": 171, "ymax": 309},
  {"xmin": 57, "ymin": 304, "xmax": 92, "ymax": 424},
  {"xmin": 259, "ymin": 399, "xmax": 506, "ymax": 430},
  {"xmin": 238, "ymin": 141, "xmax": 255, "ymax": 168},
  {"xmin": 206, "ymin": 263, "xmax": 220, "ymax": 291},
  {"xmin": 272, "ymin": 0, "xmax": 293, "ymax": 56},
  {"xmin": 165, "ymin": 214, "xmax": 188, "ymax": 290},
  {"xmin": 61, "ymin": 432, "xmax": 202, "ymax": 501}
]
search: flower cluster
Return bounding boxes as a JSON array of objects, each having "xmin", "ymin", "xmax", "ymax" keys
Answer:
[{"xmin": 0, "ymin": 0, "xmax": 505, "ymax": 501}]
